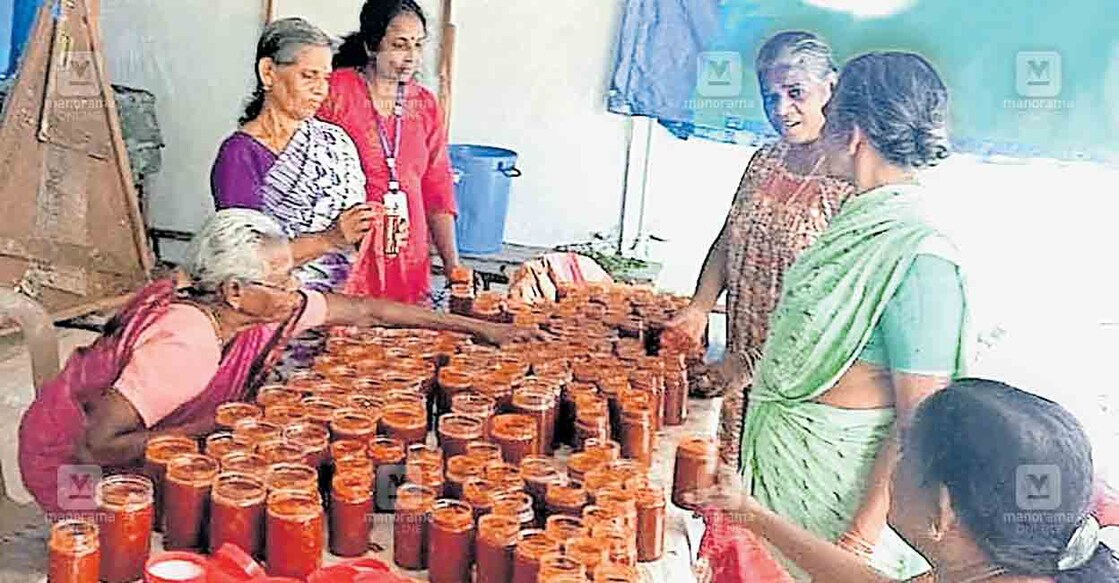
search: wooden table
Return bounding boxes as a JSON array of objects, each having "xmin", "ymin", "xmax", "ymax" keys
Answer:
[{"xmin": 431, "ymin": 243, "xmax": 664, "ymax": 290}]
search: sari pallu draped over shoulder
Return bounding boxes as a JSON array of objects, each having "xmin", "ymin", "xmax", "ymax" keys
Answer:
[{"xmin": 740, "ymin": 184, "xmax": 969, "ymax": 580}]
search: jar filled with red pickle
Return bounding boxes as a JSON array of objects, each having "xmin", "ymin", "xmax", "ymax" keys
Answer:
[
  {"xmin": 393, "ymin": 483, "xmax": 436, "ymax": 569},
  {"xmin": 214, "ymin": 402, "xmax": 262, "ymax": 431},
  {"xmin": 538, "ymin": 552, "xmax": 588, "ymax": 581},
  {"xmin": 205, "ymin": 432, "xmax": 253, "ymax": 460},
  {"xmin": 220, "ymin": 452, "xmax": 268, "ymax": 480},
  {"xmin": 163, "ymin": 453, "xmax": 219, "ymax": 551},
  {"xmin": 96, "ymin": 474, "xmax": 154, "ymax": 583},
  {"xmin": 475, "ymin": 513, "xmax": 519, "ymax": 583},
  {"xmin": 437, "ymin": 414, "xmax": 484, "ymax": 458},
  {"xmin": 519, "ymin": 455, "xmax": 562, "ymax": 527},
  {"xmin": 545, "ymin": 482, "xmax": 588, "ymax": 518},
  {"xmin": 233, "ymin": 418, "xmax": 282, "ymax": 447},
  {"xmin": 483, "ymin": 461, "xmax": 526, "ymax": 494},
  {"xmin": 330, "ymin": 408, "xmax": 378, "ymax": 442},
  {"xmin": 48, "ymin": 519, "xmax": 99, "ymax": 583},
  {"xmin": 405, "ymin": 458, "xmax": 445, "ymax": 498},
  {"xmin": 369, "ymin": 436, "xmax": 406, "ymax": 512},
  {"xmin": 379, "ymin": 402, "xmax": 428, "ymax": 447},
  {"xmin": 428, "ymin": 499, "xmax": 476, "ymax": 583},
  {"xmin": 660, "ymin": 352, "xmax": 688, "ymax": 426},
  {"xmin": 462, "ymin": 476, "xmax": 499, "ymax": 520},
  {"xmin": 672, "ymin": 435, "xmax": 717, "ymax": 510},
  {"xmin": 282, "ymin": 421, "xmax": 330, "ymax": 476},
  {"xmin": 566, "ymin": 536, "xmax": 607, "ymax": 579},
  {"xmin": 512, "ymin": 529, "xmax": 559, "ymax": 583},
  {"xmin": 256, "ymin": 385, "xmax": 302, "ymax": 409},
  {"xmin": 630, "ymin": 481, "xmax": 665, "ymax": 562},
  {"xmin": 300, "ymin": 396, "xmax": 342, "ymax": 427},
  {"xmin": 465, "ymin": 441, "xmax": 504, "ymax": 466},
  {"xmin": 449, "ymin": 283, "xmax": 475, "ymax": 317},
  {"xmin": 566, "ymin": 451, "xmax": 608, "ymax": 487},
  {"xmin": 450, "ymin": 392, "xmax": 496, "ymax": 423},
  {"xmin": 474, "ymin": 374, "xmax": 516, "ymax": 411},
  {"xmin": 263, "ymin": 403, "xmax": 307, "ymax": 426},
  {"xmin": 582, "ymin": 438, "xmax": 621, "ymax": 462},
  {"xmin": 594, "ymin": 522, "xmax": 638, "ymax": 568},
  {"xmin": 574, "ymin": 405, "xmax": 609, "ymax": 451},
  {"xmin": 437, "ymin": 366, "xmax": 473, "ymax": 415},
  {"xmin": 255, "ymin": 440, "xmax": 307, "ymax": 466},
  {"xmin": 265, "ymin": 489, "xmax": 324, "ymax": 579},
  {"xmin": 580, "ymin": 505, "xmax": 622, "ymax": 534},
  {"xmin": 209, "ymin": 471, "xmax": 266, "ymax": 559},
  {"xmin": 445, "ymin": 454, "xmax": 485, "ymax": 500},
  {"xmin": 511, "ymin": 386, "xmax": 555, "ymax": 455},
  {"xmin": 618, "ymin": 406, "xmax": 654, "ymax": 468},
  {"xmin": 489, "ymin": 414, "xmax": 538, "ymax": 466},
  {"xmin": 284, "ymin": 370, "xmax": 325, "ymax": 393},
  {"xmin": 594, "ymin": 563, "xmax": 640, "ymax": 583},
  {"xmin": 594, "ymin": 487, "xmax": 638, "ymax": 536},
  {"xmin": 492, "ymin": 490, "xmax": 535, "ymax": 530},
  {"xmin": 143, "ymin": 435, "xmax": 199, "ymax": 533},
  {"xmin": 329, "ymin": 470, "xmax": 373, "ymax": 557},
  {"xmin": 264, "ymin": 463, "xmax": 318, "ymax": 494}
]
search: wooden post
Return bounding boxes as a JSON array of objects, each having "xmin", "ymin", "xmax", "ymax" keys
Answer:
[
  {"xmin": 437, "ymin": 0, "xmax": 455, "ymax": 132},
  {"xmin": 262, "ymin": 0, "xmax": 275, "ymax": 25}
]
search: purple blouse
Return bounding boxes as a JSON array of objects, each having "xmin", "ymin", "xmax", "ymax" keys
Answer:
[{"xmin": 210, "ymin": 132, "xmax": 277, "ymax": 210}]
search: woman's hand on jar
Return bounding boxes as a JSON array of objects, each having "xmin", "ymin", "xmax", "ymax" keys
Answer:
[
  {"xmin": 474, "ymin": 323, "xmax": 548, "ymax": 346},
  {"xmin": 666, "ymin": 303, "xmax": 709, "ymax": 346},
  {"xmin": 689, "ymin": 471, "xmax": 762, "ymax": 526},
  {"xmin": 329, "ymin": 204, "xmax": 378, "ymax": 247}
]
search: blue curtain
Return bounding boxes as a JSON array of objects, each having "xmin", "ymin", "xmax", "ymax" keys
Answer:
[
  {"xmin": 607, "ymin": 0, "xmax": 1119, "ymax": 163},
  {"xmin": 3, "ymin": 0, "xmax": 44, "ymax": 78}
]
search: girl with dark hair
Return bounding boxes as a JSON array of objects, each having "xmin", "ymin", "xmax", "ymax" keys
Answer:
[
  {"xmin": 698, "ymin": 379, "xmax": 1119, "ymax": 582},
  {"xmin": 317, "ymin": 0, "xmax": 460, "ymax": 304},
  {"xmin": 665, "ymin": 31, "xmax": 853, "ymax": 469}
]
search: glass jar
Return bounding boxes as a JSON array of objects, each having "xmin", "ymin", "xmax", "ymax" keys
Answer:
[
  {"xmin": 232, "ymin": 419, "xmax": 282, "ymax": 447},
  {"xmin": 672, "ymin": 435, "xmax": 718, "ymax": 510},
  {"xmin": 519, "ymin": 455, "xmax": 562, "ymax": 528},
  {"xmin": 215, "ymin": 402, "xmax": 263, "ymax": 432},
  {"xmin": 594, "ymin": 487, "xmax": 638, "ymax": 536},
  {"xmin": 631, "ymin": 482, "xmax": 666, "ymax": 562},
  {"xmin": 475, "ymin": 374, "xmax": 516, "ymax": 411},
  {"xmin": 204, "ymin": 432, "xmax": 253, "ymax": 460},
  {"xmin": 379, "ymin": 402, "xmax": 428, "ymax": 447},
  {"xmin": 661, "ymin": 352, "xmax": 688, "ymax": 426},
  {"xmin": 511, "ymin": 387, "xmax": 555, "ymax": 455},
  {"xmin": 282, "ymin": 422, "xmax": 330, "ymax": 475},
  {"xmin": 300, "ymin": 396, "xmax": 342, "ymax": 427},
  {"xmin": 405, "ymin": 458, "xmax": 445, "ymax": 499},
  {"xmin": 545, "ymin": 483, "xmax": 588, "ymax": 518},
  {"xmin": 263, "ymin": 403, "xmax": 307, "ymax": 426},
  {"xmin": 465, "ymin": 441, "xmax": 504, "ymax": 466},
  {"xmin": 462, "ymin": 477, "xmax": 499, "ymax": 520},
  {"xmin": 368, "ymin": 436, "xmax": 406, "ymax": 512},
  {"xmin": 265, "ymin": 489, "xmax": 324, "ymax": 579},
  {"xmin": 475, "ymin": 513, "xmax": 519, "ymax": 583},
  {"xmin": 580, "ymin": 505, "xmax": 623, "ymax": 534},
  {"xmin": 437, "ymin": 366, "xmax": 473, "ymax": 415},
  {"xmin": 594, "ymin": 562, "xmax": 640, "ymax": 582},
  {"xmin": 209, "ymin": 472, "xmax": 266, "ymax": 559},
  {"xmin": 329, "ymin": 470, "xmax": 373, "ymax": 557},
  {"xmin": 544, "ymin": 514, "xmax": 587, "ymax": 548},
  {"xmin": 255, "ymin": 440, "xmax": 307, "ymax": 466},
  {"xmin": 574, "ymin": 404, "xmax": 610, "ymax": 451},
  {"xmin": 329, "ymin": 408, "xmax": 378, "ymax": 443},
  {"xmin": 489, "ymin": 414, "xmax": 538, "ymax": 466},
  {"xmin": 393, "ymin": 483, "xmax": 436, "ymax": 570},
  {"xmin": 407, "ymin": 442, "xmax": 444, "ymax": 468},
  {"xmin": 284, "ymin": 370, "xmax": 325, "ymax": 393},
  {"xmin": 264, "ymin": 463, "xmax": 318, "ymax": 494},
  {"xmin": 566, "ymin": 451, "xmax": 608, "ymax": 487},
  {"xmin": 618, "ymin": 406, "xmax": 654, "ymax": 468},
  {"xmin": 449, "ymin": 283, "xmax": 475, "ymax": 316},
  {"xmin": 428, "ymin": 499, "xmax": 476, "ymax": 583},
  {"xmin": 537, "ymin": 552, "xmax": 588, "ymax": 581},
  {"xmin": 48, "ymin": 519, "xmax": 100, "ymax": 583},
  {"xmin": 582, "ymin": 438, "xmax": 621, "ymax": 462},
  {"xmin": 565, "ymin": 536, "xmax": 607, "ymax": 579},
  {"xmin": 219, "ymin": 452, "xmax": 268, "ymax": 480},
  {"xmin": 437, "ymin": 414, "xmax": 484, "ymax": 459},
  {"xmin": 483, "ymin": 462, "xmax": 526, "ymax": 494},
  {"xmin": 255, "ymin": 385, "xmax": 302, "ymax": 409},
  {"xmin": 96, "ymin": 474, "xmax": 154, "ymax": 583},
  {"xmin": 512, "ymin": 529, "xmax": 559, "ymax": 583},
  {"xmin": 143, "ymin": 435, "xmax": 199, "ymax": 533},
  {"xmin": 450, "ymin": 392, "xmax": 497, "ymax": 425},
  {"xmin": 445, "ymin": 454, "xmax": 485, "ymax": 500},
  {"xmin": 492, "ymin": 490, "xmax": 535, "ymax": 530},
  {"xmin": 163, "ymin": 454, "xmax": 219, "ymax": 551}
]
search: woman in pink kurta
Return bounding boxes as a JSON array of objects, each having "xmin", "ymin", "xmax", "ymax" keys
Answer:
[{"xmin": 318, "ymin": 0, "xmax": 459, "ymax": 304}]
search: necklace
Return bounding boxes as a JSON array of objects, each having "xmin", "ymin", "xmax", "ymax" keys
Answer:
[{"xmin": 186, "ymin": 301, "xmax": 226, "ymax": 350}]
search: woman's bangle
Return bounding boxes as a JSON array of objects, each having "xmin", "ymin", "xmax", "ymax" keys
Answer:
[{"xmin": 837, "ymin": 530, "xmax": 875, "ymax": 560}]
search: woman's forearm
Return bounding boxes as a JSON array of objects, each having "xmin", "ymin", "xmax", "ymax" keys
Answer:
[
  {"xmin": 848, "ymin": 425, "xmax": 899, "ymax": 544},
  {"xmin": 290, "ymin": 232, "xmax": 341, "ymax": 266},
  {"xmin": 77, "ymin": 428, "xmax": 153, "ymax": 467},
  {"xmin": 691, "ymin": 223, "xmax": 729, "ymax": 311},
  {"xmin": 429, "ymin": 213, "xmax": 459, "ymax": 271},
  {"xmin": 746, "ymin": 504, "xmax": 895, "ymax": 583},
  {"xmin": 323, "ymin": 293, "xmax": 487, "ymax": 336}
]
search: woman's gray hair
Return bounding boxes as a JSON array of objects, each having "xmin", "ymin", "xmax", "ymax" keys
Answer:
[
  {"xmin": 755, "ymin": 30, "xmax": 838, "ymax": 85},
  {"xmin": 184, "ymin": 209, "xmax": 289, "ymax": 294},
  {"xmin": 240, "ymin": 17, "xmax": 333, "ymax": 124}
]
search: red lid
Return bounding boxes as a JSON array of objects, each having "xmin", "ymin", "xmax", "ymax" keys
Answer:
[
  {"xmin": 144, "ymin": 551, "xmax": 210, "ymax": 583},
  {"xmin": 209, "ymin": 543, "xmax": 266, "ymax": 582}
]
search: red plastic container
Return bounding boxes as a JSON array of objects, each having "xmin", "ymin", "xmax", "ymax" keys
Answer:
[{"xmin": 143, "ymin": 551, "xmax": 210, "ymax": 583}]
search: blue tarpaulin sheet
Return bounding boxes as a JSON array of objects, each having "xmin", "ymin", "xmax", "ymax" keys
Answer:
[
  {"xmin": 3, "ymin": 0, "xmax": 46, "ymax": 78},
  {"xmin": 607, "ymin": 0, "xmax": 1119, "ymax": 163}
]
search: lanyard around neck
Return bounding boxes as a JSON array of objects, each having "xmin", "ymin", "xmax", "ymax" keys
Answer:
[{"xmin": 373, "ymin": 80, "xmax": 406, "ymax": 192}]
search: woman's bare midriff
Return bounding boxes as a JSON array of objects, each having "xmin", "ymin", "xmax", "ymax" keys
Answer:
[{"xmin": 812, "ymin": 360, "xmax": 895, "ymax": 409}]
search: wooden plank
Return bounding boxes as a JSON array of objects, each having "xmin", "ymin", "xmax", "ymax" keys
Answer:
[
  {"xmin": 437, "ymin": 0, "xmax": 454, "ymax": 131},
  {"xmin": 0, "ymin": 291, "xmax": 130, "ymax": 338}
]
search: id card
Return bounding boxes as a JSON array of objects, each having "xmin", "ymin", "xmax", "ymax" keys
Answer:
[{"xmin": 383, "ymin": 190, "xmax": 410, "ymax": 256}]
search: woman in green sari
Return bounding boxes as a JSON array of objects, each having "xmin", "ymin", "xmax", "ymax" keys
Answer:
[{"xmin": 733, "ymin": 51, "xmax": 961, "ymax": 580}]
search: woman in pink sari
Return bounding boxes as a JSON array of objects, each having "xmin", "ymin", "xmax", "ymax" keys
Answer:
[
  {"xmin": 18, "ymin": 209, "xmax": 534, "ymax": 514},
  {"xmin": 317, "ymin": 0, "xmax": 459, "ymax": 304}
]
